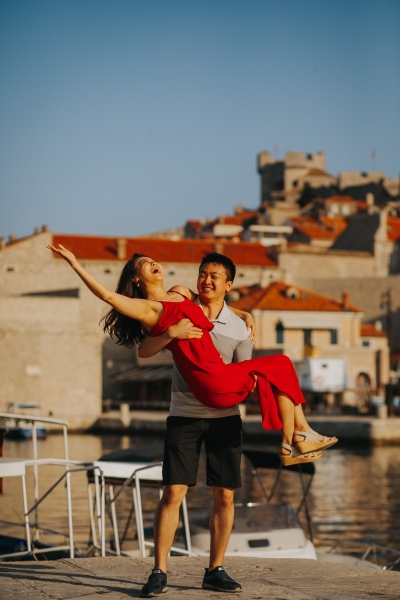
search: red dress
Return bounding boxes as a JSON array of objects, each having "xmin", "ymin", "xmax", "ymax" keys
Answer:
[{"xmin": 150, "ymin": 298, "xmax": 306, "ymax": 430}]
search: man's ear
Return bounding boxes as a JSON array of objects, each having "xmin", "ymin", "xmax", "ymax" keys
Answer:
[{"xmin": 225, "ymin": 280, "xmax": 233, "ymax": 293}]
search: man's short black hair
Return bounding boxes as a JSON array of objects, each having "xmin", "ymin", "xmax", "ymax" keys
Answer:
[{"xmin": 199, "ymin": 252, "xmax": 236, "ymax": 282}]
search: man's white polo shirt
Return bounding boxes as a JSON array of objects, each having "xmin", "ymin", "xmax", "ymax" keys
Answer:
[{"xmin": 169, "ymin": 300, "xmax": 253, "ymax": 418}]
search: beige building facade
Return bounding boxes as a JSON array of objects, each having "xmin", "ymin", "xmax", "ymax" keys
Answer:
[
  {"xmin": 0, "ymin": 231, "xmax": 105, "ymax": 428},
  {"xmin": 230, "ymin": 280, "xmax": 390, "ymax": 400},
  {"xmin": 0, "ymin": 227, "xmax": 393, "ymax": 428},
  {"xmin": 251, "ymin": 308, "xmax": 389, "ymax": 393},
  {"xmin": 0, "ymin": 229, "xmax": 280, "ymax": 428}
]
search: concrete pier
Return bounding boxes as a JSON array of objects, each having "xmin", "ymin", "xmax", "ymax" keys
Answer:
[
  {"xmin": 1, "ymin": 556, "xmax": 400, "ymax": 599},
  {"xmin": 91, "ymin": 410, "xmax": 400, "ymax": 445}
]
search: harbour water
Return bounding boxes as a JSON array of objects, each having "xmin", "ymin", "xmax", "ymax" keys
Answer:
[{"xmin": 1, "ymin": 433, "xmax": 400, "ymax": 565}]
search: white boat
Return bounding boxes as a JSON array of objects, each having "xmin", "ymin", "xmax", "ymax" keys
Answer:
[
  {"xmin": 190, "ymin": 502, "xmax": 317, "ymax": 560},
  {"xmin": 95, "ymin": 445, "xmax": 318, "ymax": 561},
  {"xmin": 96, "ymin": 444, "xmax": 391, "ymax": 568},
  {"xmin": 187, "ymin": 446, "xmax": 317, "ymax": 560},
  {"xmin": 4, "ymin": 403, "xmax": 47, "ymax": 440}
]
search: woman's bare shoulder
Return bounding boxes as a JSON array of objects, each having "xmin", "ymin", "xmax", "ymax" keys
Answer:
[{"xmin": 168, "ymin": 285, "xmax": 197, "ymax": 301}]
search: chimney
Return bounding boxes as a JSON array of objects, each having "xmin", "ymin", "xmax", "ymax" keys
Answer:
[
  {"xmin": 213, "ymin": 242, "xmax": 224, "ymax": 254},
  {"xmin": 116, "ymin": 238, "xmax": 127, "ymax": 260},
  {"xmin": 366, "ymin": 192, "xmax": 374, "ymax": 208},
  {"xmin": 341, "ymin": 292, "xmax": 349, "ymax": 309}
]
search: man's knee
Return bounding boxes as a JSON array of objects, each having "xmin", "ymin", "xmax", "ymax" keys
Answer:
[
  {"xmin": 160, "ymin": 484, "xmax": 188, "ymax": 508},
  {"xmin": 212, "ymin": 486, "xmax": 235, "ymax": 509}
]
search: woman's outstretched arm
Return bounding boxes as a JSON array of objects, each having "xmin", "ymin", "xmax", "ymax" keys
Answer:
[{"xmin": 47, "ymin": 244, "xmax": 154, "ymax": 325}]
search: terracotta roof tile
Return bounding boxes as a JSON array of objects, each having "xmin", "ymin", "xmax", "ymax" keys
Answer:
[
  {"xmin": 229, "ymin": 281, "xmax": 362, "ymax": 313},
  {"xmin": 387, "ymin": 216, "xmax": 400, "ymax": 242},
  {"xmin": 290, "ymin": 216, "xmax": 348, "ymax": 241},
  {"xmin": 324, "ymin": 195, "xmax": 358, "ymax": 204},
  {"xmin": 360, "ymin": 323, "xmax": 387, "ymax": 337},
  {"xmin": 219, "ymin": 211, "xmax": 259, "ymax": 226},
  {"xmin": 52, "ymin": 234, "xmax": 277, "ymax": 266},
  {"xmin": 185, "ymin": 210, "xmax": 260, "ymax": 231},
  {"xmin": 302, "ymin": 167, "xmax": 333, "ymax": 178}
]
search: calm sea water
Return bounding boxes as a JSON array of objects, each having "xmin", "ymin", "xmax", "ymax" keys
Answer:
[{"xmin": 1, "ymin": 433, "xmax": 400, "ymax": 565}]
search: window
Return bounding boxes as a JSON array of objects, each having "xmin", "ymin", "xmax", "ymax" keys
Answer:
[
  {"xmin": 362, "ymin": 340, "xmax": 370, "ymax": 347},
  {"xmin": 330, "ymin": 329, "xmax": 338, "ymax": 345},
  {"xmin": 275, "ymin": 322, "xmax": 284, "ymax": 344},
  {"xmin": 303, "ymin": 329, "xmax": 312, "ymax": 347}
]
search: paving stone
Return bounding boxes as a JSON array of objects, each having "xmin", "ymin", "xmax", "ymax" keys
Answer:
[{"xmin": 1, "ymin": 557, "xmax": 400, "ymax": 600}]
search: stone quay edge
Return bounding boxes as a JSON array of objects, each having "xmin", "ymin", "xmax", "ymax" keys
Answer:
[{"xmin": 89, "ymin": 410, "xmax": 400, "ymax": 446}]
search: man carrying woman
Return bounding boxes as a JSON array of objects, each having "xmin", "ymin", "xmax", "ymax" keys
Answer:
[{"xmin": 47, "ymin": 243, "xmax": 337, "ymax": 595}]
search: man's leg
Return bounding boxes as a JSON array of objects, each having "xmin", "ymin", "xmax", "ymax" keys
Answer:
[
  {"xmin": 202, "ymin": 416, "xmax": 242, "ymax": 593},
  {"xmin": 141, "ymin": 484, "xmax": 188, "ymax": 597},
  {"xmin": 154, "ymin": 484, "xmax": 188, "ymax": 573},
  {"xmin": 203, "ymin": 486, "xmax": 241, "ymax": 593},
  {"xmin": 142, "ymin": 417, "xmax": 203, "ymax": 597},
  {"xmin": 209, "ymin": 486, "xmax": 235, "ymax": 570}
]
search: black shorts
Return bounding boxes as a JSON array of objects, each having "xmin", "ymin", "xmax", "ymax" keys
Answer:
[{"xmin": 162, "ymin": 415, "xmax": 242, "ymax": 489}]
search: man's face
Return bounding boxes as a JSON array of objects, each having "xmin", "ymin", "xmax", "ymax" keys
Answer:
[{"xmin": 197, "ymin": 262, "xmax": 233, "ymax": 303}]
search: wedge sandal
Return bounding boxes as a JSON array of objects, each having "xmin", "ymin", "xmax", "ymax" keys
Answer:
[
  {"xmin": 280, "ymin": 443, "xmax": 322, "ymax": 467},
  {"xmin": 294, "ymin": 429, "xmax": 338, "ymax": 455}
]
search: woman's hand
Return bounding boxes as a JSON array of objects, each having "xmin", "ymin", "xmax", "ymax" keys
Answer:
[
  {"xmin": 168, "ymin": 319, "xmax": 203, "ymax": 340},
  {"xmin": 47, "ymin": 243, "xmax": 78, "ymax": 268},
  {"xmin": 229, "ymin": 306, "xmax": 256, "ymax": 343},
  {"xmin": 138, "ymin": 319, "xmax": 203, "ymax": 358},
  {"xmin": 242, "ymin": 312, "xmax": 256, "ymax": 343}
]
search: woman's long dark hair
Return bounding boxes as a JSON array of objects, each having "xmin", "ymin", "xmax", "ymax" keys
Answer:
[{"xmin": 101, "ymin": 253, "xmax": 147, "ymax": 347}]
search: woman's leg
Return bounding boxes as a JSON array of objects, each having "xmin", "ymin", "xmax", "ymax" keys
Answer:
[
  {"xmin": 277, "ymin": 393, "xmax": 296, "ymax": 448},
  {"xmin": 277, "ymin": 394, "xmax": 323, "ymax": 464},
  {"xmin": 292, "ymin": 405, "xmax": 338, "ymax": 449},
  {"xmin": 293, "ymin": 405, "xmax": 315, "ymax": 444},
  {"xmin": 293, "ymin": 404, "xmax": 309, "ymax": 430}
]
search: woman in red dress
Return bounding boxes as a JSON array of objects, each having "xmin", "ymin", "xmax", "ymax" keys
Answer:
[{"xmin": 47, "ymin": 245, "xmax": 337, "ymax": 465}]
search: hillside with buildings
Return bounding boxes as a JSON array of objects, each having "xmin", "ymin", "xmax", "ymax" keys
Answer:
[{"xmin": 1, "ymin": 150, "xmax": 399, "ymax": 428}]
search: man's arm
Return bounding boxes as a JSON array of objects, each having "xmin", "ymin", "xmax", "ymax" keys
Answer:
[{"xmin": 138, "ymin": 319, "xmax": 203, "ymax": 358}]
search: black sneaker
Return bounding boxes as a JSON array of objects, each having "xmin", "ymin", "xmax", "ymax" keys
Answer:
[
  {"xmin": 202, "ymin": 566, "xmax": 242, "ymax": 593},
  {"xmin": 141, "ymin": 569, "xmax": 168, "ymax": 597}
]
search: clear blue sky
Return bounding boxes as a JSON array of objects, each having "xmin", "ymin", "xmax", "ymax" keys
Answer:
[{"xmin": 1, "ymin": 0, "xmax": 399, "ymax": 240}]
